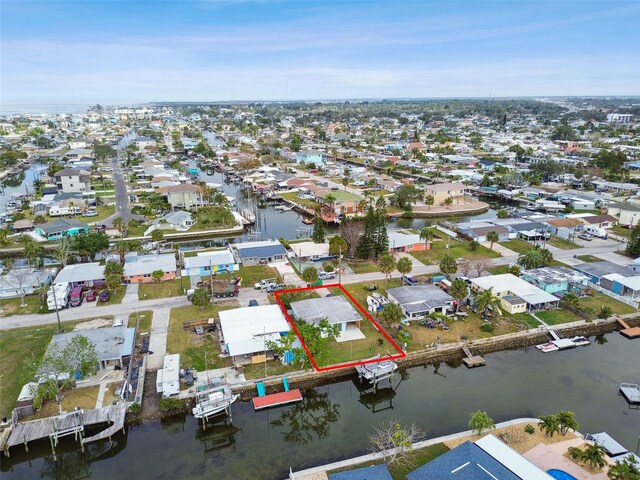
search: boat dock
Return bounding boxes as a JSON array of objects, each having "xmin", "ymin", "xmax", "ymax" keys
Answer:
[
  {"xmin": 617, "ymin": 319, "xmax": 640, "ymax": 339},
  {"xmin": 462, "ymin": 345, "xmax": 486, "ymax": 368},
  {"xmin": 619, "ymin": 383, "xmax": 640, "ymax": 409},
  {"xmin": 2, "ymin": 403, "xmax": 126, "ymax": 458},
  {"xmin": 355, "ymin": 358, "xmax": 398, "ymax": 390},
  {"xmin": 251, "ymin": 378, "xmax": 303, "ymax": 410}
]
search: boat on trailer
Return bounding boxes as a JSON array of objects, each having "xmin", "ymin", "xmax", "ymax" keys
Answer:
[{"xmin": 536, "ymin": 342, "xmax": 559, "ymax": 353}]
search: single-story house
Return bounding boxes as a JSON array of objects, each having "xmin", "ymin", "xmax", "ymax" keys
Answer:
[
  {"xmin": 470, "ymin": 274, "xmax": 560, "ymax": 313},
  {"xmin": 290, "ymin": 241, "xmax": 333, "ymax": 262},
  {"xmin": 572, "ymin": 261, "xmax": 635, "ymax": 285},
  {"xmin": 508, "ymin": 221, "xmax": 550, "ymax": 241},
  {"xmin": 458, "ymin": 224, "xmax": 511, "ymax": 243},
  {"xmin": 34, "ymin": 219, "xmax": 90, "ymax": 241},
  {"xmin": 290, "ymin": 296, "xmax": 362, "ymax": 336},
  {"xmin": 183, "ymin": 249, "xmax": 238, "ymax": 277},
  {"xmin": 232, "ymin": 240, "xmax": 287, "ymax": 266},
  {"xmin": 123, "ymin": 252, "xmax": 178, "ymax": 284},
  {"xmin": 329, "ymin": 465, "xmax": 392, "ymax": 480},
  {"xmin": 219, "ymin": 304, "xmax": 290, "ymax": 361},
  {"xmin": 387, "ymin": 285, "xmax": 455, "ymax": 319},
  {"xmin": 578, "ymin": 214, "xmax": 617, "ymax": 229},
  {"xmin": 628, "ymin": 257, "xmax": 640, "ymax": 273},
  {"xmin": 54, "ymin": 262, "xmax": 106, "ymax": 288},
  {"xmin": 600, "ymin": 273, "xmax": 640, "ymax": 301},
  {"xmin": 42, "ymin": 325, "xmax": 136, "ymax": 373},
  {"xmin": 157, "ymin": 210, "xmax": 195, "ymax": 231},
  {"xmin": 388, "ymin": 230, "xmax": 428, "ymax": 253},
  {"xmin": 11, "ymin": 219, "xmax": 35, "ymax": 233},
  {"xmin": 544, "ymin": 217, "xmax": 583, "ymax": 240},
  {"xmin": 521, "ymin": 266, "xmax": 590, "ymax": 295},
  {"xmin": 0, "ymin": 267, "xmax": 55, "ymax": 299},
  {"xmin": 606, "ymin": 201, "xmax": 640, "ymax": 227}
]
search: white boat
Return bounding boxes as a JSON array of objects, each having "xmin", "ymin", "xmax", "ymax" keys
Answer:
[
  {"xmin": 355, "ymin": 359, "xmax": 398, "ymax": 384},
  {"xmin": 240, "ymin": 209, "xmax": 256, "ymax": 224},
  {"xmin": 570, "ymin": 336, "xmax": 590, "ymax": 347},
  {"xmin": 371, "ymin": 293, "xmax": 389, "ymax": 306},
  {"xmin": 366, "ymin": 295, "xmax": 381, "ymax": 313},
  {"xmin": 551, "ymin": 338, "xmax": 576, "ymax": 350},
  {"xmin": 536, "ymin": 342, "xmax": 559, "ymax": 353},
  {"xmin": 192, "ymin": 385, "xmax": 239, "ymax": 420}
]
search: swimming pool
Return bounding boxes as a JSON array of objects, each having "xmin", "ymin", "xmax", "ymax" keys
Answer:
[{"xmin": 547, "ymin": 469, "xmax": 578, "ymax": 480}]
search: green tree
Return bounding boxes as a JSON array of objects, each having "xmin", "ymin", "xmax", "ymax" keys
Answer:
[
  {"xmin": 598, "ymin": 306, "xmax": 613, "ymax": 319},
  {"xmin": 607, "ymin": 459, "xmax": 640, "ymax": 480},
  {"xmin": 497, "ymin": 209, "xmax": 509, "ymax": 219},
  {"xmin": 302, "ymin": 266, "xmax": 319, "ymax": 283},
  {"xmin": 469, "ymin": 240, "xmax": 480, "ymax": 251},
  {"xmin": 104, "ymin": 260, "xmax": 123, "ymax": 276},
  {"xmin": 289, "ymin": 134, "xmax": 302, "ymax": 152},
  {"xmin": 112, "ymin": 216, "xmax": 124, "ymax": 234},
  {"xmin": 486, "ymin": 231, "xmax": 499, "ymax": 251},
  {"xmin": 449, "ymin": 279, "xmax": 469, "ymax": 311},
  {"xmin": 556, "ymin": 411, "xmax": 579, "ymax": 435},
  {"xmin": 439, "ymin": 255, "xmax": 457, "ymax": 278},
  {"xmin": 517, "ymin": 249, "xmax": 544, "ymax": 270},
  {"xmin": 379, "ymin": 254, "xmax": 396, "ymax": 283},
  {"xmin": 538, "ymin": 415, "xmax": 560, "ymax": 437},
  {"xmin": 379, "ymin": 302, "xmax": 404, "ymax": 326},
  {"xmin": 507, "ymin": 264, "xmax": 522, "ymax": 277},
  {"xmin": 581, "ymin": 443, "xmax": 606, "ymax": 471},
  {"xmin": 370, "ymin": 419, "xmax": 423, "ymax": 469},
  {"xmin": 152, "ymin": 269, "xmax": 164, "ymax": 282},
  {"xmin": 24, "ymin": 241, "xmax": 45, "ymax": 268},
  {"xmin": 54, "ymin": 236, "xmax": 72, "ymax": 266},
  {"xmin": 312, "ymin": 208, "xmax": 325, "ymax": 243},
  {"xmin": 468, "ymin": 411, "xmax": 495, "ymax": 435},
  {"xmin": 444, "ymin": 197, "xmax": 453, "ymax": 208},
  {"xmin": 396, "ymin": 257, "xmax": 413, "ymax": 277},
  {"xmin": 191, "ymin": 287, "xmax": 211, "ymax": 309},
  {"xmin": 0, "ymin": 227, "xmax": 9, "ymax": 246},
  {"xmin": 72, "ymin": 232, "xmax": 110, "ymax": 261},
  {"xmin": 275, "ymin": 319, "xmax": 340, "ymax": 369},
  {"xmin": 106, "ymin": 273, "xmax": 121, "ymax": 293},
  {"xmin": 328, "ymin": 235, "xmax": 348, "ymax": 256},
  {"xmin": 626, "ymin": 223, "xmax": 640, "ymax": 258},
  {"xmin": 341, "ymin": 177, "xmax": 349, "ymax": 190},
  {"xmin": 151, "ymin": 229, "xmax": 164, "ymax": 242},
  {"xmin": 474, "ymin": 287, "xmax": 501, "ymax": 318},
  {"xmin": 425, "ymin": 195, "xmax": 435, "ymax": 211},
  {"xmin": 419, "ymin": 227, "xmax": 434, "ymax": 248},
  {"xmin": 33, "ymin": 335, "xmax": 98, "ymax": 413}
]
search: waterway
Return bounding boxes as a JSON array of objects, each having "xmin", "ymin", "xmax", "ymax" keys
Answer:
[
  {"xmin": 0, "ymin": 163, "xmax": 47, "ymax": 210},
  {"xmin": 2, "ymin": 333, "xmax": 638, "ymax": 479}
]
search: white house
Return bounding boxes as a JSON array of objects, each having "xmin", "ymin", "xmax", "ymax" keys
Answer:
[{"xmin": 53, "ymin": 168, "xmax": 91, "ymax": 193}]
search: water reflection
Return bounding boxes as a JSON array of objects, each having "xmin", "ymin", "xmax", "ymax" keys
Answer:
[
  {"xmin": 195, "ymin": 423, "xmax": 241, "ymax": 458},
  {"xmin": 270, "ymin": 389, "xmax": 340, "ymax": 445}
]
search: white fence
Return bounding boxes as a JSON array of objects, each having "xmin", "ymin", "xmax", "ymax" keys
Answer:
[{"xmin": 589, "ymin": 282, "xmax": 639, "ymax": 309}]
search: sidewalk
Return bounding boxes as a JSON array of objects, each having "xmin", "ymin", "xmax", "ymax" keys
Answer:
[{"xmin": 146, "ymin": 307, "xmax": 170, "ymax": 370}]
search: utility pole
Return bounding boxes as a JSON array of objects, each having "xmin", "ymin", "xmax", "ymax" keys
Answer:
[
  {"xmin": 52, "ymin": 285, "xmax": 62, "ymax": 333},
  {"xmin": 209, "ymin": 259, "xmax": 214, "ymax": 303},
  {"xmin": 338, "ymin": 246, "xmax": 342, "ymax": 284}
]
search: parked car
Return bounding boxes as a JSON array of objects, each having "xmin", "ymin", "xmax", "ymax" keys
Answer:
[
  {"xmin": 318, "ymin": 271, "xmax": 336, "ymax": 280},
  {"xmin": 254, "ymin": 278, "xmax": 277, "ymax": 290},
  {"xmin": 83, "ymin": 209, "xmax": 98, "ymax": 217},
  {"xmin": 85, "ymin": 290, "xmax": 97, "ymax": 301},
  {"xmin": 266, "ymin": 283, "xmax": 286, "ymax": 293},
  {"xmin": 578, "ymin": 233, "xmax": 592, "ymax": 241},
  {"xmin": 248, "ymin": 299, "xmax": 259, "ymax": 307},
  {"xmin": 98, "ymin": 291, "xmax": 110, "ymax": 302},
  {"xmin": 402, "ymin": 275, "xmax": 419, "ymax": 286}
]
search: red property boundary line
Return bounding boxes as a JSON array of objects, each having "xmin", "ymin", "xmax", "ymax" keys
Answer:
[{"xmin": 274, "ymin": 283, "xmax": 406, "ymax": 372}]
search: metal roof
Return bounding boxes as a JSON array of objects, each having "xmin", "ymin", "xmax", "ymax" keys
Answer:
[
  {"xmin": 46, "ymin": 326, "xmax": 136, "ymax": 364},
  {"xmin": 471, "ymin": 274, "xmax": 558, "ymax": 307},
  {"xmin": 219, "ymin": 305, "xmax": 290, "ymax": 357},
  {"xmin": 184, "ymin": 250, "xmax": 236, "ymax": 269},
  {"xmin": 573, "ymin": 261, "xmax": 635, "ymax": 279},
  {"xmin": 233, "ymin": 240, "xmax": 287, "ymax": 259},
  {"xmin": 522, "ymin": 266, "xmax": 589, "ymax": 286},
  {"xmin": 585, "ymin": 432, "xmax": 628, "ymax": 457},
  {"xmin": 475, "ymin": 434, "xmax": 552, "ymax": 480},
  {"xmin": 54, "ymin": 262, "xmax": 105, "ymax": 284},
  {"xmin": 291, "ymin": 296, "xmax": 361, "ymax": 325},
  {"xmin": 387, "ymin": 285, "xmax": 454, "ymax": 312}
]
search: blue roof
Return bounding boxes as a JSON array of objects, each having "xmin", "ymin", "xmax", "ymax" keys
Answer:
[
  {"xmin": 407, "ymin": 441, "xmax": 521, "ymax": 480},
  {"xmin": 235, "ymin": 243, "xmax": 287, "ymax": 259},
  {"xmin": 329, "ymin": 464, "xmax": 393, "ymax": 480}
]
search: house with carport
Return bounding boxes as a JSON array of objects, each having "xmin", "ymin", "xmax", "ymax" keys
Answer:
[
  {"xmin": 386, "ymin": 285, "xmax": 455, "ymax": 319},
  {"xmin": 470, "ymin": 274, "xmax": 560, "ymax": 313}
]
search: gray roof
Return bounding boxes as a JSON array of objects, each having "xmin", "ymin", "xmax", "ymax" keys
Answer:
[
  {"xmin": 161, "ymin": 210, "xmax": 193, "ymax": 225},
  {"xmin": 233, "ymin": 240, "xmax": 287, "ymax": 260},
  {"xmin": 45, "ymin": 326, "xmax": 136, "ymax": 364},
  {"xmin": 37, "ymin": 218, "xmax": 89, "ymax": 235},
  {"xmin": 291, "ymin": 296, "xmax": 361, "ymax": 326},
  {"xmin": 55, "ymin": 262, "xmax": 105, "ymax": 283},
  {"xmin": 123, "ymin": 253, "xmax": 176, "ymax": 276},
  {"xmin": 387, "ymin": 285, "xmax": 454, "ymax": 313},
  {"xmin": 585, "ymin": 432, "xmax": 628, "ymax": 457},
  {"xmin": 573, "ymin": 261, "xmax": 635, "ymax": 280},
  {"xmin": 522, "ymin": 266, "xmax": 590, "ymax": 286}
]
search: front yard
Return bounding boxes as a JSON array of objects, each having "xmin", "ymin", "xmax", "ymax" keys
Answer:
[
  {"xmin": 546, "ymin": 236, "xmax": 581, "ymax": 250},
  {"xmin": 96, "ymin": 286, "xmax": 126, "ymax": 306},
  {"xmin": 237, "ymin": 265, "xmax": 281, "ymax": 287},
  {"xmin": 138, "ymin": 277, "xmax": 188, "ymax": 300},
  {"xmin": 0, "ymin": 295, "xmax": 47, "ymax": 317},
  {"xmin": 499, "ymin": 238, "xmax": 533, "ymax": 254},
  {"xmin": 410, "ymin": 232, "xmax": 500, "ymax": 266},
  {"xmin": 346, "ymin": 259, "xmax": 380, "ymax": 274},
  {"xmin": 128, "ymin": 310, "xmax": 153, "ymax": 332},
  {"xmin": 166, "ymin": 303, "xmax": 238, "ymax": 371}
]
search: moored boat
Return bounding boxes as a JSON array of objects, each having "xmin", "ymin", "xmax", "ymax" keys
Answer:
[{"xmin": 536, "ymin": 342, "xmax": 559, "ymax": 353}]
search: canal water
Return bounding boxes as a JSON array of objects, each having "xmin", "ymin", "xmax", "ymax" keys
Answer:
[
  {"xmin": 0, "ymin": 163, "xmax": 48, "ymax": 209},
  {"xmin": 2, "ymin": 333, "xmax": 638, "ymax": 479}
]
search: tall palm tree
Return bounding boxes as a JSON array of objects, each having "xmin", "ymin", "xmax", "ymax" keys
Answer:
[
  {"xmin": 379, "ymin": 302, "xmax": 404, "ymax": 326},
  {"xmin": 517, "ymin": 249, "xmax": 544, "ymax": 270},
  {"xmin": 425, "ymin": 195, "xmax": 434, "ymax": 211},
  {"xmin": 486, "ymin": 231, "xmax": 499, "ymax": 251},
  {"xmin": 474, "ymin": 287, "xmax": 501, "ymax": 318},
  {"xmin": 607, "ymin": 459, "xmax": 640, "ymax": 480},
  {"xmin": 379, "ymin": 254, "xmax": 396, "ymax": 283},
  {"xmin": 449, "ymin": 279, "xmax": 469, "ymax": 312},
  {"xmin": 556, "ymin": 411, "xmax": 579, "ymax": 435},
  {"xmin": 439, "ymin": 255, "xmax": 457, "ymax": 279},
  {"xmin": 538, "ymin": 415, "xmax": 560, "ymax": 437},
  {"xmin": 396, "ymin": 257, "xmax": 413, "ymax": 277},
  {"xmin": 468, "ymin": 411, "xmax": 495, "ymax": 435},
  {"xmin": 419, "ymin": 227, "xmax": 434, "ymax": 249},
  {"xmin": 581, "ymin": 443, "xmax": 606, "ymax": 471}
]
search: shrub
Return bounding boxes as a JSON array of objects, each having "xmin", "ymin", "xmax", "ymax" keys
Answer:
[
  {"xmin": 568, "ymin": 446, "xmax": 583, "ymax": 460},
  {"xmin": 129, "ymin": 402, "xmax": 142, "ymax": 413},
  {"xmin": 598, "ymin": 306, "xmax": 613, "ymax": 319},
  {"xmin": 160, "ymin": 397, "xmax": 187, "ymax": 413},
  {"xmin": 480, "ymin": 323, "xmax": 495, "ymax": 333},
  {"xmin": 524, "ymin": 424, "xmax": 535, "ymax": 434}
]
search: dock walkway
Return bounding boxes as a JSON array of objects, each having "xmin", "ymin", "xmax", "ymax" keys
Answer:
[
  {"xmin": 462, "ymin": 345, "xmax": 486, "ymax": 368},
  {"xmin": 618, "ymin": 319, "xmax": 640, "ymax": 339}
]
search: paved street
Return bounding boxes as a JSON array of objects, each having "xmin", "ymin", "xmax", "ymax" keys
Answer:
[{"xmin": 103, "ymin": 153, "xmax": 133, "ymax": 226}]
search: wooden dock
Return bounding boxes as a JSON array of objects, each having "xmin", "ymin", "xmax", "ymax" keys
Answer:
[
  {"xmin": 462, "ymin": 345, "xmax": 486, "ymax": 368},
  {"xmin": 252, "ymin": 390, "xmax": 303, "ymax": 410},
  {"xmin": 2, "ymin": 403, "xmax": 126, "ymax": 457},
  {"xmin": 617, "ymin": 319, "xmax": 640, "ymax": 339}
]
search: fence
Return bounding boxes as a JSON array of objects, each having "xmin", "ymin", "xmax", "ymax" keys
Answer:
[
  {"xmin": 589, "ymin": 282, "xmax": 639, "ymax": 308},
  {"xmin": 436, "ymin": 225, "xmax": 458, "ymax": 238}
]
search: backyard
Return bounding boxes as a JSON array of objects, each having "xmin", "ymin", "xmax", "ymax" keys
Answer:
[
  {"xmin": 577, "ymin": 291, "xmax": 637, "ymax": 315},
  {"xmin": 31, "ymin": 386, "xmax": 100, "ymax": 419},
  {"xmin": 166, "ymin": 303, "xmax": 238, "ymax": 371},
  {"xmin": 242, "ymin": 360, "xmax": 299, "ymax": 380},
  {"xmin": 188, "ymin": 206, "xmax": 238, "ymax": 232},
  {"xmin": 410, "ymin": 231, "xmax": 500, "ymax": 266},
  {"xmin": 138, "ymin": 277, "xmax": 188, "ymax": 300}
]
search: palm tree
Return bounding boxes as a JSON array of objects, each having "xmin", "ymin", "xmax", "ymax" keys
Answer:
[
  {"xmin": 517, "ymin": 249, "xmax": 544, "ymax": 270},
  {"xmin": 507, "ymin": 264, "xmax": 521, "ymax": 277},
  {"xmin": 538, "ymin": 247, "xmax": 553, "ymax": 265},
  {"xmin": 112, "ymin": 216, "xmax": 124, "ymax": 234},
  {"xmin": 538, "ymin": 415, "xmax": 560, "ymax": 437},
  {"xmin": 342, "ymin": 177, "xmax": 349, "ymax": 190},
  {"xmin": 24, "ymin": 241, "xmax": 44, "ymax": 268},
  {"xmin": 581, "ymin": 443, "xmax": 606, "ymax": 471},
  {"xmin": 449, "ymin": 279, "xmax": 469, "ymax": 312},
  {"xmin": 439, "ymin": 255, "xmax": 457, "ymax": 279},
  {"xmin": 379, "ymin": 302, "xmax": 404, "ymax": 326},
  {"xmin": 396, "ymin": 257, "xmax": 413, "ymax": 277},
  {"xmin": 607, "ymin": 459, "xmax": 640, "ymax": 480},
  {"xmin": 444, "ymin": 197, "xmax": 453, "ymax": 209},
  {"xmin": 379, "ymin": 254, "xmax": 396, "ymax": 283},
  {"xmin": 468, "ymin": 411, "xmax": 495, "ymax": 435},
  {"xmin": 556, "ymin": 411, "xmax": 579, "ymax": 435},
  {"xmin": 301, "ymin": 266, "xmax": 318, "ymax": 284},
  {"xmin": 486, "ymin": 231, "xmax": 499, "ymax": 251},
  {"xmin": 474, "ymin": 287, "xmax": 501, "ymax": 318},
  {"xmin": 425, "ymin": 195, "xmax": 434, "ymax": 211},
  {"xmin": 419, "ymin": 227, "xmax": 434, "ymax": 249}
]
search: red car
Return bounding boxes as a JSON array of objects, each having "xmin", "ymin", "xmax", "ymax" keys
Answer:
[{"xmin": 85, "ymin": 290, "xmax": 97, "ymax": 302}]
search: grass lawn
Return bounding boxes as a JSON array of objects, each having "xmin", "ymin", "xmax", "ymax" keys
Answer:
[
  {"xmin": 547, "ymin": 236, "xmax": 581, "ymax": 250},
  {"xmin": 487, "ymin": 265, "xmax": 510, "ymax": 275},
  {"xmin": 167, "ymin": 303, "xmax": 237, "ymax": 371},
  {"xmin": 410, "ymin": 236, "xmax": 500, "ymax": 266},
  {"xmin": 126, "ymin": 224, "xmax": 150, "ymax": 237},
  {"xmin": 0, "ymin": 295, "xmax": 47, "ymax": 317},
  {"xmin": 0, "ymin": 320, "xmax": 83, "ymax": 417},
  {"xmin": 281, "ymin": 192, "xmax": 319, "ymax": 209},
  {"xmin": 499, "ymin": 239, "xmax": 533, "ymax": 254},
  {"xmin": 243, "ymin": 360, "xmax": 299, "ymax": 380},
  {"xmin": 512, "ymin": 313, "xmax": 542, "ymax": 329},
  {"xmin": 537, "ymin": 309, "xmax": 582, "ymax": 325},
  {"xmin": 323, "ymin": 318, "xmax": 398, "ymax": 366},
  {"xmin": 578, "ymin": 291, "xmax": 637, "ymax": 315},
  {"xmin": 97, "ymin": 286, "xmax": 126, "ymax": 306},
  {"xmin": 335, "ymin": 278, "xmax": 404, "ymax": 309},
  {"xmin": 32, "ymin": 385, "xmax": 100, "ymax": 419},
  {"xmin": 611, "ymin": 225, "xmax": 631, "ymax": 238},
  {"xmin": 128, "ymin": 310, "xmax": 153, "ymax": 332},
  {"xmin": 237, "ymin": 265, "xmax": 281, "ymax": 287},
  {"xmin": 347, "ymin": 259, "xmax": 380, "ymax": 274},
  {"xmin": 138, "ymin": 277, "xmax": 188, "ymax": 300},
  {"xmin": 330, "ymin": 443, "xmax": 450, "ymax": 480},
  {"xmin": 576, "ymin": 254, "xmax": 602, "ymax": 263},
  {"xmin": 86, "ymin": 205, "xmax": 116, "ymax": 223}
]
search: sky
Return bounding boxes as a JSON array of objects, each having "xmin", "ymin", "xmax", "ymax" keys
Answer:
[{"xmin": 1, "ymin": 0, "xmax": 639, "ymax": 104}]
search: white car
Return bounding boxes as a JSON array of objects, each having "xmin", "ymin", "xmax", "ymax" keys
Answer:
[{"xmin": 83, "ymin": 210, "xmax": 98, "ymax": 217}]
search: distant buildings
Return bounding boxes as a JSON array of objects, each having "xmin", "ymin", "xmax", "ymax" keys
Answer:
[
  {"xmin": 607, "ymin": 113, "xmax": 633, "ymax": 123},
  {"xmin": 295, "ymin": 150, "xmax": 330, "ymax": 165},
  {"xmin": 53, "ymin": 168, "xmax": 91, "ymax": 193}
]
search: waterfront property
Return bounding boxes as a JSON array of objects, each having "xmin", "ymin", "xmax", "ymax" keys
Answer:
[
  {"xmin": 123, "ymin": 252, "xmax": 177, "ymax": 284},
  {"xmin": 53, "ymin": 168, "xmax": 91, "ymax": 193},
  {"xmin": 34, "ymin": 219, "xmax": 90, "ymax": 241},
  {"xmin": 156, "ymin": 353, "xmax": 180, "ymax": 397},
  {"xmin": 386, "ymin": 285, "xmax": 455, "ymax": 319},
  {"xmin": 183, "ymin": 249, "xmax": 238, "ymax": 277},
  {"xmin": 470, "ymin": 274, "xmax": 560, "ymax": 313},
  {"xmin": 219, "ymin": 304, "xmax": 291, "ymax": 362},
  {"xmin": 290, "ymin": 296, "xmax": 363, "ymax": 339},
  {"xmin": 54, "ymin": 262, "xmax": 105, "ymax": 288},
  {"xmin": 155, "ymin": 210, "xmax": 196, "ymax": 231},
  {"xmin": 232, "ymin": 240, "xmax": 287, "ymax": 266},
  {"xmin": 572, "ymin": 261, "xmax": 640, "ymax": 300},
  {"xmin": 521, "ymin": 266, "xmax": 590, "ymax": 295},
  {"xmin": 388, "ymin": 230, "xmax": 428, "ymax": 253},
  {"xmin": 423, "ymin": 182, "xmax": 467, "ymax": 206},
  {"xmin": 295, "ymin": 150, "xmax": 331, "ymax": 165}
]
